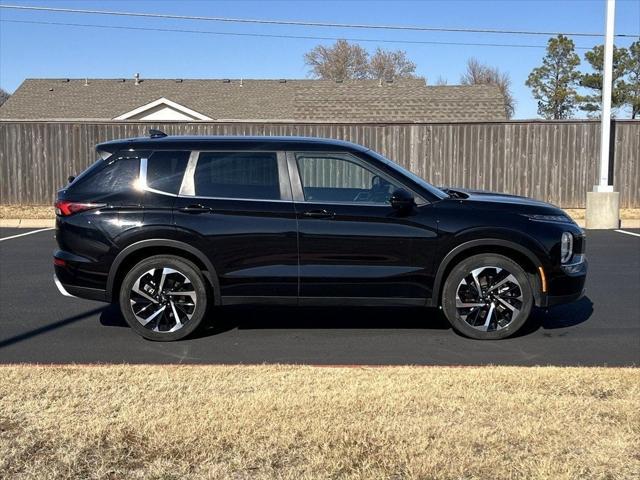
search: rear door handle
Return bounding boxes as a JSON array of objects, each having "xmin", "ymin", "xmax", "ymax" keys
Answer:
[
  {"xmin": 180, "ymin": 204, "xmax": 212, "ymax": 214},
  {"xmin": 302, "ymin": 209, "xmax": 334, "ymax": 219}
]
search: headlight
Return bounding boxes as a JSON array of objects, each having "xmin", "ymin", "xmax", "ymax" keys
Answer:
[
  {"xmin": 524, "ymin": 214, "xmax": 573, "ymax": 223},
  {"xmin": 561, "ymin": 232, "xmax": 573, "ymax": 263}
]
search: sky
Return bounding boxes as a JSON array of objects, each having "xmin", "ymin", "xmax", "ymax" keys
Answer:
[{"xmin": 0, "ymin": 0, "xmax": 639, "ymax": 119}]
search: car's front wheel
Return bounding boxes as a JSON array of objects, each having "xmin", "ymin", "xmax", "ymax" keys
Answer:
[
  {"xmin": 441, "ymin": 254, "xmax": 533, "ymax": 340},
  {"xmin": 119, "ymin": 255, "xmax": 208, "ymax": 341}
]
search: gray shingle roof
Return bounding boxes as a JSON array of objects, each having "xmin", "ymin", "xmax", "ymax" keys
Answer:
[{"xmin": 0, "ymin": 78, "xmax": 507, "ymax": 122}]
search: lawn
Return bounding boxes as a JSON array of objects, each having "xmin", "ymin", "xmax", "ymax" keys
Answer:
[{"xmin": 1, "ymin": 365, "xmax": 638, "ymax": 479}]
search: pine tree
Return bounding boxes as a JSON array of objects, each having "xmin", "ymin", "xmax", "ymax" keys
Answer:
[
  {"xmin": 579, "ymin": 45, "xmax": 629, "ymax": 116},
  {"xmin": 526, "ymin": 35, "xmax": 581, "ymax": 119},
  {"xmin": 625, "ymin": 41, "xmax": 640, "ymax": 119}
]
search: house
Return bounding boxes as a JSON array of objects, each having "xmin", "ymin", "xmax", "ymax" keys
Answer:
[{"xmin": 0, "ymin": 76, "xmax": 507, "ymax": 122}]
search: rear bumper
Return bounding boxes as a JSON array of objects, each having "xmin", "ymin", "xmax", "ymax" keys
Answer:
[{"xmin": 53, "ymin": 269, "xmax": 108, "ymax": 302}]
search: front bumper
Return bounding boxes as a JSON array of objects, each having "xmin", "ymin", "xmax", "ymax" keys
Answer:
[
  {"xmin": 546, "ymin": 288, "xmax": 586, "ymax": 307},
  {"xmin": 541, "ymin": 256, "xmax": 588, "ymax": 307}
]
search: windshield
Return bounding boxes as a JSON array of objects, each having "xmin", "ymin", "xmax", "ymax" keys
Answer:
[{"xmin": 366, "ymin": 149, "xmax": 448, "ymax": 200}]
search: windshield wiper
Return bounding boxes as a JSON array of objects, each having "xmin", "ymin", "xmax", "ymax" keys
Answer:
[{"xmin": 442, "ymin": 188, "xmax": 467, "ymax": 199}]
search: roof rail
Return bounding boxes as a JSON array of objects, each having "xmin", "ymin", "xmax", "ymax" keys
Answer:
[{"xmin": 149, "ymin": 129, "xmax": 167, "ymax": 139}]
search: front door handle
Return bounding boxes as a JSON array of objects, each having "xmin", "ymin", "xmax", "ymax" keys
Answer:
[
  {"xmin": 302, "ymin": 209, "xmax": 335, "ymax": 219},
  {"xmin": 180, "ymin": 204, "xmax": 212, "ymax": 214}
]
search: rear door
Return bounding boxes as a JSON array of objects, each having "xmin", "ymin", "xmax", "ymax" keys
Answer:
[
  {"xmin": 173, "ymin": 150, "xmax": 298, "ymax": 300},
  {"xmin": 289, "ymin": 151, "xmax": 437, "ymax": 302}
]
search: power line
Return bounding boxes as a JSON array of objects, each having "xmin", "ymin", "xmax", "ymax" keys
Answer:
[
  {"xmin": 0, "ymin": 19, "xmax": 593, "ymax": 50},
  {"xmin": 1, "ymin": 4, "xmax": 638, "ymax": 38}
]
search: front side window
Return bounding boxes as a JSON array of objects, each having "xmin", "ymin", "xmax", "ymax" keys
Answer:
[
  {"xmin": 193, "ymin": 152, "xmax": 280, "ymax": 200},
  {"xmin": 296, "ymin": 153, "xmax": 401, "ymax": 204},
  {"xmin": 146, "ymin": 151, "xmax": 190, "ymax": 194}
]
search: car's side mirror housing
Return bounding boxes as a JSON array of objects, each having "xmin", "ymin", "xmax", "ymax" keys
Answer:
[{"xmin": 390, "ymin": 188, "xmax": 415, "ymax": 211}]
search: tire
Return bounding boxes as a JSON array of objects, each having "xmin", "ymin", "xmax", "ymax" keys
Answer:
[
  {"xmin": 119, "ymin": 255, "xmax": 209, "ymax": 341},
  {"xmin": 441, "ymin": 254, "xmax": 533, "ymax": 340}
]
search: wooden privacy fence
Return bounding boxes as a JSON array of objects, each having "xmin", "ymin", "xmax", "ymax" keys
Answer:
[{"xmin": 0, "ymin": 120, "xmax": 638, "ymax": 207}]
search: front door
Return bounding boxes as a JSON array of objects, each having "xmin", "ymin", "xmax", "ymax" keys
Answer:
[
  {"xmin": 290, "ymin": 151, "xmax": 438, "ymax": 302},
  {"xmin": 173, "ymin": 150, "xmax": 298, "ymax": 300}
]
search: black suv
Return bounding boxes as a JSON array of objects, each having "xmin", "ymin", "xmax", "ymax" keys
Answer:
[{"xmin": 54, "ymin": 132, "xmax": 587, "ymax": 341}]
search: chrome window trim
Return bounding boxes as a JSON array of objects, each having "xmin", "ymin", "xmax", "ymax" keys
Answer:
[
  {"xmin": 177, "ymin": 194, "xmax": 293, "ymax": 203},
  {"xmin": 179, "ymin": 151, "xmax": 199, "ymax": 196},
  {"xmin": 138, "ymin": 156, "xmax": 148, "ymax": 189},
  {"xmin": 292, "ymin": 200, "xmax": 395, "ymax": 208}
]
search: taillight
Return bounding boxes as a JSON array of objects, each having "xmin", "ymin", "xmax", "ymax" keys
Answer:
[
  {"xmin": 53, "ymin": 257, "xmax": 66, "ymax": 267},
  {"xmin": 54, "ymin": 200, "xmax": 104, "ymax": 216}
]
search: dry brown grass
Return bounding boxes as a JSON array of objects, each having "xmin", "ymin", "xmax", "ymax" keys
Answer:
[
  {"xmin": 0, "ymin": 365, "xmax": 638, "ymax": 480},
  {"xmin": 2, "ymin": 205, "xmax": 640, "ymax": 221},
  {"xmin": 0, "ymin": 205, "xmax": 54, "ymax": 219},
  {"xmin": 564, "ymin": 208, "xmax": 640, "ymax": 220}
]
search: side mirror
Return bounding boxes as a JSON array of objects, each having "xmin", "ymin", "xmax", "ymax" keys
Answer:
[
  {"xmin": 390, "ymin": 188, "xmax": 415, "ymax": 211},
  {"xmin": 67, "ymin": 175, "xmax": 76, "ymax": 184}
]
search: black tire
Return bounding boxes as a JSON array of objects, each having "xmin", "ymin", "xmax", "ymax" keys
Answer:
[
  {"xmin": 119, "ymin": 255, "xmax": 209, "ymax": 341},
  {"xmin": 441, "ymin": 254, "xmax": 533, "ymax": 340}
]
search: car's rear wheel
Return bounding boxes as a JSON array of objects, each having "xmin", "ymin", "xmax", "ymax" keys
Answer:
[
  {"xmin": 119, "ymin": 255, "xmax": 208, "ymax": 341},
  {"xmin": 441, "ymin": 254, "xmax": 533, "ymax": 340}
]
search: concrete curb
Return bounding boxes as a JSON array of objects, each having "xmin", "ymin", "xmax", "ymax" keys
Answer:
[
  {"xmin": 0, "ymin": 218, "xmax": 638, "ymax": 230},
  {"xmin": 0, "ymin": 219, "xmax": 56, "ymax": 228}
]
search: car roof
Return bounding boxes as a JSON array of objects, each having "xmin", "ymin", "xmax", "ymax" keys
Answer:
[{"xmin": 96, "ymin": 135, "xmax": 370, "ymax": 154}]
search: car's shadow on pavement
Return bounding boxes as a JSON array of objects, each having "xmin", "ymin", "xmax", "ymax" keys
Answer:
[
  {"xmin": 99, "ymin": 296, "xmax": 594, "ymax": 341},
  {"xmin": 513, "ymin": 296, "xmax": 594, "ymax": 338},
  {"xmin": 99, "ymin": 304, "xmax": 453, "ymax": 338}
]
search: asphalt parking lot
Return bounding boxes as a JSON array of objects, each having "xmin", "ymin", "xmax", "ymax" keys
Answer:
[{"xmin": 0, "ymin": 227, "xmax": 638, "ymax": 366}]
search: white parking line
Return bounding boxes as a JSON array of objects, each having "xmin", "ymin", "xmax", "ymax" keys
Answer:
[
  {"xmin": 0, "ymin": 227, "xmax": 54, "ymax": 242},
  {"xmin": 614, "ymin": 229, "xmax": 640, "ymax": 238}
]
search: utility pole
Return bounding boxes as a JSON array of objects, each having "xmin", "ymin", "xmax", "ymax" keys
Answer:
[{"xmin": 586, "ymin": 0, "xmax": 620, "ymax": 229}]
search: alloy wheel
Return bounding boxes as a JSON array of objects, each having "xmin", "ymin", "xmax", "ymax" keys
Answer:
[
  {"xmin": 455, "ymin": 266, "xmax": 523, "ymax": 332},
  {"xmin": 129, "ymin": 267, "xmax": 197, "ymax": 333}
]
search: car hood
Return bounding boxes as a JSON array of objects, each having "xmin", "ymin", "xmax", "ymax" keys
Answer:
[{"xmin": 439, "ymin": 187, "xmax": 565, "ymax": 214}]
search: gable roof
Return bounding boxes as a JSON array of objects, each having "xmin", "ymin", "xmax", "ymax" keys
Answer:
[
  {"xmin": 0, "ymin": 78, "xmax": 507, "ymax": 122},
  {"xmin": 113, "ymin": 97, "xmax": 213, "ymax": 120}
]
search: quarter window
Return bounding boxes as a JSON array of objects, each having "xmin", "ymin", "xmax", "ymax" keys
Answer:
[
  {"xmin": 146, "ymin": 151, "xmax": 190, "ymax": 194},
  {"xmin": 193, "ymin": 152, "xmax": 280, "ymax": 200},
  {"xmin": 296, "ymin": 153, "xmax": 400, "ymax": 204},
  {"xmin": 70, "ymin": 155, "xmax": 140, "ymax": 195}
]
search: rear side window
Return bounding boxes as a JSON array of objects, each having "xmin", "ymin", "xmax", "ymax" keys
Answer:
[
  {"xmin": 146, "ymin": 151, "xmax": 190, "ymax": 194},
  {"xmin": 69, "ymin": 155, "xmax": 140, "ymax": 195},
  {"xmin": 193, "ymin": 152, "xmax": 280, "ymax": 200}
]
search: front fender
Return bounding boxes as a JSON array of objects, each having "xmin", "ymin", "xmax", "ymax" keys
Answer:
[{"xmin": 429, "ymin": 230, "xmax": 548, "ymax": 307}]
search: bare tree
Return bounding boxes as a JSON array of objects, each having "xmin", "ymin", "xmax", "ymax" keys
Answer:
[
  {"xmin": 368, "ymin": 48, "xmax": 417, "ymax": 80},
  {"xmin": 462, "ymin": 58, "xmax": 515, "ymax": 118},
  {"xmin": 304, "ymin": 39, "xmax": 370, "ymax": 80},
  {"xmin": 435, "ymin": 76, "xmax": 448, "ymax": 85},
  {"xmin": 0, "ymin": 87, "xmax": 9, "ymax": 107}
]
